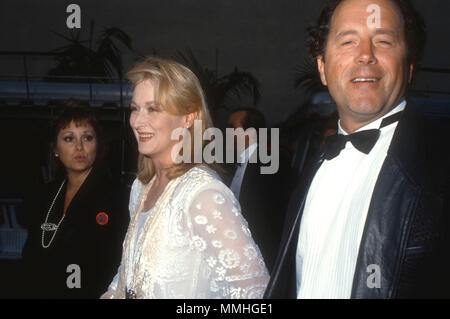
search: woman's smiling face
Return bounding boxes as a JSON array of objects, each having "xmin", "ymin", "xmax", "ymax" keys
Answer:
[{"xmin": 129, "ymin": 79, "xmax": 187, "ymax": 165}]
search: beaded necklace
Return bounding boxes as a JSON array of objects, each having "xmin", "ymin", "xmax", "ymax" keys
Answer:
[{"xmin": 41, "ymin": 179, "xmax": 66, "ymax": 248}]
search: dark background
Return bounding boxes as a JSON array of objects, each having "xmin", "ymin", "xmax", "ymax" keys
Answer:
[
  {"xmin": 0, "ymin": 0, "xmax": 449, "ymax": 124},
  {"xmin": 0, "ymin": 0, "xmax": 448, "ymax": 189},
  {"xmin": 0, "ymin": 1, "xmax": 449, "ymax": 276}
]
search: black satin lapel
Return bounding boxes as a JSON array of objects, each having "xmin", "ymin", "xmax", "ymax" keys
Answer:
[
  {"xmin": 350, "ymin": 156, "xmax": 420, "ymax": 298},
  {"xmin": 282, "ymin": 150, "xmax": 325, "ymax": 246},
  {"xmin": 351, "ymin": 103, "xmax": 425, "ymax": 298},
  {"xmin": 387, "ymin": 102, "xmax": 426, "ymax": 183},
  {"xmin": 265, "ymin": 151, "xmax": 324, "ymax": 298}
]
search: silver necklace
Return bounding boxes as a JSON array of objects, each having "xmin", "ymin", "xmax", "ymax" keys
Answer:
[{"xmin": 41, "ymin": 179, "xmax": 66, "ymax": 248}]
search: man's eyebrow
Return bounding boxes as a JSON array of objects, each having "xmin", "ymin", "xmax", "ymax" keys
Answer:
[
  {"xmin": 334, "ymin": 29, "xmax": 398, "ymax": 39},
  {"xmin": 373, "ymin": 29, "xmax": 397, "ymax": 37},
  {"xmin": 335, "ymin": 30, "xmax": 359, "ymax": 39}
]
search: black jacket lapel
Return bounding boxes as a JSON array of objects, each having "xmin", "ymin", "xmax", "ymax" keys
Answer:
[
  {"xmin": 264, "ymin": 150, "xmax": 324, "ymax": 298},
  {"xmin": 351, "ymin": 103, "xmax": 426, "ymax": 298}
]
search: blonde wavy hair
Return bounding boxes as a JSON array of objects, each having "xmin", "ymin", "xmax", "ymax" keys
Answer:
[{"xmin": 127, "ymin": 56, "xmax": 214, "ymax": 184}]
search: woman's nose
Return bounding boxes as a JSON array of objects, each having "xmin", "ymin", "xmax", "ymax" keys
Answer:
[
  {"xmin": 131, "ymin": 110, "xmax": 147, "ymax": 128},
  {"xmin": 75, "ymin": 139, "xmax": 83, "ymax": 150}
]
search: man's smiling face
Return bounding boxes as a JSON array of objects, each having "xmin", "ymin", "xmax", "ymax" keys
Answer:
[{"xmin": 317, "ymin": 0, "xmax": 413, "ymax": 133}]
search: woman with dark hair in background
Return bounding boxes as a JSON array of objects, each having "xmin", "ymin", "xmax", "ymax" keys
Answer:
[{"xmin": 20, "ymin": 101, "xmax": 128, "ymax": 298}]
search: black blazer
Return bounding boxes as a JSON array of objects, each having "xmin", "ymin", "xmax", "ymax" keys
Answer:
[
  {"xmin": 265, "ymin": 102, "xmax": 450, "ymax": 298},
  {"xmin": 20, "ymin": 167, "xmax": 129, "ymax": 298},
  {"xmin": 225, "ymin": 147, "xmax": 290, "ymax": 272}
]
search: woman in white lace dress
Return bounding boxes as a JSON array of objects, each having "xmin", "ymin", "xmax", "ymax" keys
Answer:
[{"xmin": 102, "ymin": 57, "xmax": 269, "ymax": 299}]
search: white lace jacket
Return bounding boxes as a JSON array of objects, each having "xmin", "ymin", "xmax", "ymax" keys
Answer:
[{"xmin": 102, "ymin": 166, "xmax": 269, "ymax": 299}]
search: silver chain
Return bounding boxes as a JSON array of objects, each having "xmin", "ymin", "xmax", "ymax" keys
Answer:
[{"xmin": 41, "ymin": 179, "xmax": 67, "ymax": 249}]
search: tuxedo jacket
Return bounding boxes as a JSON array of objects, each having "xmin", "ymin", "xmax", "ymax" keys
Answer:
[
  {"xmin": 21, "ymin": 167, "xmax": 129, "ymax": 298},
  {"xmin": 225, "ymin": 148, "xmax": 290, "ymax": 272},
  {"xmin": 264, "ymin": 102, "xmax": 450, "ymax": 298}
]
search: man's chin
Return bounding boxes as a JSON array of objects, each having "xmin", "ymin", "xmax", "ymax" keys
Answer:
[{"xmin": 346, "ymin": 100, "xmax": 386, "ymax": 118}]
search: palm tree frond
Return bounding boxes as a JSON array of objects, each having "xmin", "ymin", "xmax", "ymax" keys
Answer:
[
  {"xmin": 173, "ymin": 49, "xmax": 261, "ymax": 116},
  {"xmin": 294, "ymin": 58, "xmax": 326, "ymax": 97},
  {"xmin": 48, "ymin": 22, "xmax": 134, "ymax": 82}
]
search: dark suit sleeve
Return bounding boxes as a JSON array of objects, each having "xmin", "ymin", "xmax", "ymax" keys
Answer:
[{"xmin": 395, "ymin": 119, "xmax": 450, "ymax": 298}]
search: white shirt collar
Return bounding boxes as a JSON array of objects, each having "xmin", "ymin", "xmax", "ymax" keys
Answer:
[
  {"xmin": 338, "ymin": 98, "xmax": 406, "ymax": 135},
  {"xmin": 238, "ymin": 143, "xmax": 258, "ymax": 164}
]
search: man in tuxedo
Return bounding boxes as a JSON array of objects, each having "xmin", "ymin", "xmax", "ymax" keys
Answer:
[
  {"xmin": 265, "ymin": 0, "xmax": 450, "ymax": 298},
  {"xmin": 226, "ymin": 108, "xmax": 289, "ymax": 272}
]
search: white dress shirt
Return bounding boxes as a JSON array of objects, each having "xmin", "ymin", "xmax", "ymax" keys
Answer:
[
  {"xmin": 296, "ymin": 100, "xmax": 406, "ymax": 299},
  {"xmin": 230, "ymin": 143, "xmax": 258, "ymax": 200}
]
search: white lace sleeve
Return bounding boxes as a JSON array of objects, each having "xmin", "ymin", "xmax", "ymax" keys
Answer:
[
  {"xmin": 128, "ymin": 178, "xmax": 142, "ymax": 219},
  {"xmin": 187, "ymin": 186, "xmax": 270, "ymax": 299}
]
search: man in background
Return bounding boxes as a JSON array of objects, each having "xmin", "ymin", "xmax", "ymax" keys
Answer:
[{"xmin": 226, "ymin": 107, "xmax": 289, "ymax": 272}]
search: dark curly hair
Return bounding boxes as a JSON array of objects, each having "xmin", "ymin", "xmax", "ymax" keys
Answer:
[
  {"xmin": 50, "ymin": 99, "xmax": 105, "ymax": 179},
  {"xmin": 229, "ymin": 107, "xmax": 266, "ymax": 131},
  {"xmin": 307, "ymin": 0, "xmax": 426, "ymax": 70}
]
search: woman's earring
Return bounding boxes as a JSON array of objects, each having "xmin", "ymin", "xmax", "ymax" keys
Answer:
[{"xmin": 54, "ymin": 152, "xmax": 59, "ymax": 157}]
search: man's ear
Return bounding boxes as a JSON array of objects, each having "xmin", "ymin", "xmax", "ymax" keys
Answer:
[
  {"xmin": 408, "ymin": 64, "xmax": 414, "ymax": 84},
  {"xmin": 317, "ymin": 55, "xmax": 328, "ymax": 86}
]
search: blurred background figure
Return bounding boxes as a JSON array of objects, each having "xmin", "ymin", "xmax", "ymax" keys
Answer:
[
  {"xmin": 18, "ymin": 101, "xmax": 128, "ymax": 298},
  {"xmin": 225, "ymin": 107, "xmax": 289, "ymax": 272}
]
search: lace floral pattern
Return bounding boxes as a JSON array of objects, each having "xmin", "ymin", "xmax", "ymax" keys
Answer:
[{"xmin": 101, "ymin": 166, "xmax": 269, "ymax": 299}]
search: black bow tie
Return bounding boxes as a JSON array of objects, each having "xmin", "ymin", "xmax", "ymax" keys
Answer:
[{"xmin": 323, "ymin": 111, "xmax": 403, "ymax": 160}]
